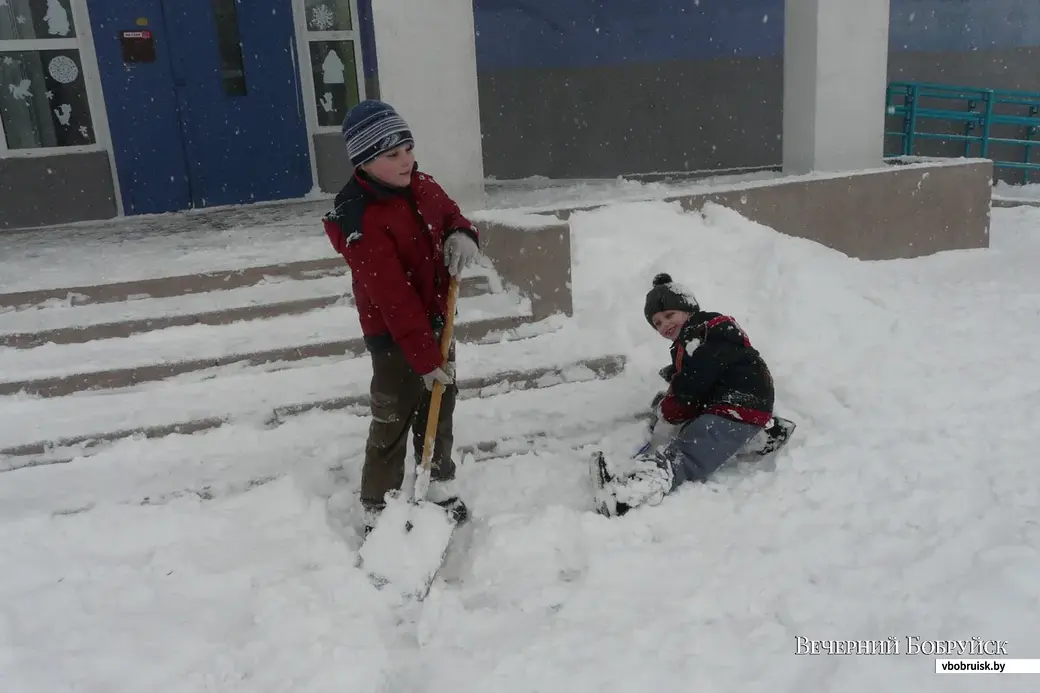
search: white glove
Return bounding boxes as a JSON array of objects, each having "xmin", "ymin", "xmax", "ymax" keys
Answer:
[
  {"xmin": 421, "ymin": 366, "xmax": 454, "ymax": 391},
  {"xmin": 443, "ymin": 232, "xmax": 479, "ymax": 277}
]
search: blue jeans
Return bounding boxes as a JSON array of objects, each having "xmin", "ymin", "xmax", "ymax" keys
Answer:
[{"xmin": 660, "ymin": 413, "xmax": 763, "ymax": 489}]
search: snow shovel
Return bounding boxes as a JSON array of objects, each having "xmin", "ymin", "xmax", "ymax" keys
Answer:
[{"xmin": 357, "ymin": 276, "xmax": 463, "ymax": 600}]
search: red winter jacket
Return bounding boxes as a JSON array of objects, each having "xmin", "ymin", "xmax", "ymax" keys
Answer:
[{"xmin": 322, "ymin": 167, "xmax": 479, "ymax": 375}]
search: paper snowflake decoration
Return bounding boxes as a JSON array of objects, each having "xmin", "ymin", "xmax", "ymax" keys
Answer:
[
  {"xmin": 16, "ymin": 14, "xmax": 27, "ymax": 23},
  {"xmin": 8, "ymin": 79, "xmax": 31, "ymax": 100},
  {"xmin": 310, "ymin": 5, "xmax": 334, "ymax": 30},
  {"xmin": 46, "ymin": 90, "xmax": 54, "ymax": 99},
  {"xmin": 78, "ymin": 125, "xmax": 89, "ymax": 138},
  {"xmin": 48, "ymin": 55, "xmax": 79, "ymax": 84}
]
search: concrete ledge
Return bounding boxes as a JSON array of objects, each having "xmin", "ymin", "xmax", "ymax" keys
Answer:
[
  {"xmin": 0, "ymin": 354, "xmax": 626, "ymax": 469},
  {"xmin": 477, "ymin": 219, "xmax": 574, "ymax": 319},
  {"xmin": 664, "ymin": 159, "xmax": 993, "ymax": 260}
]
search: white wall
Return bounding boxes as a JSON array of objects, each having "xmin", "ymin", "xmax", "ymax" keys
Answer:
[
  {"xmin": 370, "ymin": 0, "xmax": 486, "ymax": 210},
  {"xmin": 782, "ymin": 0, "xmax": 891, "ymax": 174}
]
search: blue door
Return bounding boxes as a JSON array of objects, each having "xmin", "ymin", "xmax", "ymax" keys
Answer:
[
  {"xmin": 89, "ymin": 0, "xmax": 312, "ymax": 215},
  {"xmin": 88, "ymin": 0, "xmax": 189, "ymax": 215}
]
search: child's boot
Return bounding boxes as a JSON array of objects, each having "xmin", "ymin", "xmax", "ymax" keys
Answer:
[
  {"xmin": 610, "ymin": 455, "xmax": 674, "ymax": 515},
  {"xmin": 591, "ymin": 451, "xmax": 675, "ymax": 517}
]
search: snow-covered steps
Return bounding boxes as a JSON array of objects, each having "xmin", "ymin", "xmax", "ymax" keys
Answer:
[
  {"xmin": 0, "ymin": 275, "xmax": 492, "ymax": 348},
  {"xmin": 0, "ymin": 315, "xmax": 584, "ymax": 457},
  {"xmin": 0, "ymin": 370, "xmax": 644, "ymax": 519},
  {"xmin": 0, "ymin": 212, "xmax": 578, "ymax": 399},
  {"xmin": 0, "ymin": 267, "xmax": 531, "ymax": 398},
  {"xmin": 0, "ymin": 211, "xmax": 582, "ymax": 469},
  {"xmin": 0, "ymin": 307, "xmax": 531, "ymax": 398},
  {"xmin": 0, "ymin": 353, "xmax": 626, "ymax": 470}
]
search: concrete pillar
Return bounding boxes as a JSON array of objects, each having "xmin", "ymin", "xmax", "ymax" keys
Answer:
[
  {"xmin": 782, "ymin": 0, "xmax": 891, "ymax": 174},
  {"xmin": 370, "ymin": 0, "xmax": 486, "ymax": 210}
]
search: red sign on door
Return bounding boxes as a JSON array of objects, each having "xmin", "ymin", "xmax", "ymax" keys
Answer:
[{"xmin": 120, "ymin": 29, "xmax": 156, "ymax": 63}]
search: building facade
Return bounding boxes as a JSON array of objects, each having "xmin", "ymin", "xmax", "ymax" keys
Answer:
[
  {"xmin": 1, "ymin": 0, "xmax": 1038, "ymax": 230},
  {"xmin": 1, "ymin": 0, "xmax": 378, "ymax": 229},
  {"xmin": 473, "ymin": 0, "xmax": 1040, "ymax": 180}
]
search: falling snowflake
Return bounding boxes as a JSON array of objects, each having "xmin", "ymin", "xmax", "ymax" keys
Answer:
[
  {"xmin": 16, "ymin": 14, "xmax": 27, "ymax": 24},
  {"xmin": 46, "ymin": 90, "xmax": 54, "ymax": 99},
  {"xmin": 1, "ymin": 56, "xmax": 14, "ymax": 65},
  {"xmin": 310, "ymin": 4, "xmax": 335, "ymax": 30},
  {"xmin": 48, "ymin": 55, "xmax": 79, "ymax": 84}
]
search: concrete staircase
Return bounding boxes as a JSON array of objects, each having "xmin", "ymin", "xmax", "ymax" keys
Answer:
[{"xmin": 0, "ymin": 215, "xmax": 629, "ymax": 473}]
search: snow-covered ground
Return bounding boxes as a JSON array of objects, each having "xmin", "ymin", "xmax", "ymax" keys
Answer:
[{"xmin": 2, "ymin": 200, "xmax": 1040, "ymax": 692}]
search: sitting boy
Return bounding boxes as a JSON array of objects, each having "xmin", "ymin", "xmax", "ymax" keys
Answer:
[{"xmin": 592, "ymin": 273, "xmax": 793, "ymax": 517}]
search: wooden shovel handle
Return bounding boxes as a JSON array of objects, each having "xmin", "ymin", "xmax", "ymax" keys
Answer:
[{"xmin": 418, "ymin": 276, "xmax": 460, "ymax": 476}]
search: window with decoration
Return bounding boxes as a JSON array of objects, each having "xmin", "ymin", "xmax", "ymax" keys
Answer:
[
  {"xmin": 302, "ymin": 0, "xmax": 364, "ymax": 129},
  {"xmin": 0, "ymin": 0, "xmax": 96, "ymax": 153}
]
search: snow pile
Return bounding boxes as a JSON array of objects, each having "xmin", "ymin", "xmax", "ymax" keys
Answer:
[
  {"xmin": 2, "ymin": 200, "xmax": 1040, "ymax": 692},
  {"xmin": 993, "ymin": 180, "xmax": 1040, "ymax": 202},
  {"xmin": 568, "ymin": 200, "xmax": 887, "ymax": 428},
  {"xmin": 0, "ymin": 477, "xmax": 397, "ymax": 691}
]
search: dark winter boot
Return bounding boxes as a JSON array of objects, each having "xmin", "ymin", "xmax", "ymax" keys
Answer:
[
  {"xmin": 743, "ymin": 416, "xmax": 796, "ymax": 458},
  {"xmin": 432, "ymin": 496, "xmax": 468, "ymax": 524},
  {"xmin": 590, "ymin": 451, "xmax": 634, "ymax": 517},
  {"xmin": 362, "ymin": 502, "xmax": 383, "ymax": 537},
  {"xmin": 592, "ymin": 450, "xmax": 674, "ymax": 518}
]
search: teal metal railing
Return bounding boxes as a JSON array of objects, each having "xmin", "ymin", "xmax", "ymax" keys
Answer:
[{"xmin": 885, "ymin": 81, "xmax": 1040, "ymax": 182}]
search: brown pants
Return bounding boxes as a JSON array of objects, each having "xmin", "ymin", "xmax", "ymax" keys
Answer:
[{"xmin": 360, "ymin": 341, "xmax": 457, "ymax": 509}]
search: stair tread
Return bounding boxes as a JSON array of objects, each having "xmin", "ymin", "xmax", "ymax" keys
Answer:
[
  {"xmin": 0, "ymin": 274, "xmax": 492, "ymax": 337},
  {"xmin": 0, "ymin": 275, "xmax": 351, "ymax": 334}
]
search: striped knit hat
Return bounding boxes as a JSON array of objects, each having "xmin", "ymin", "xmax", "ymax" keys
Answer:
[{"xmin": 341, "ymin": 99, "xmax": 414, "ymax": 168}]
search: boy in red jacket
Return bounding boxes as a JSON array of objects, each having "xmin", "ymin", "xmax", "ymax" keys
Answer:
[
  {"xmin": 592, "ymin": 273, "xmax": 793, "ymax": 517},
  {"xmin": 322, "ymin": 100, "xmax": 480, "ymax": 531}
]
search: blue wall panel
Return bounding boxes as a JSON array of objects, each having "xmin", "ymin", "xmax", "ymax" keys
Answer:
[
  {"xmin": 890, "ymin": 0, "xmax": 1040, "ymax": 53},
  {"xmin": 472, "ymin": 0, "xmax": 1040, "ymax": 73},
  {"xmin": 473, "ymin": 0, "xmax": 784, "ymax": 70}
]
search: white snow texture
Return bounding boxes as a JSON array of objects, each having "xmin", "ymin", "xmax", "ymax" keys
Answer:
[{"xmin": 2, "ymin": 193, "xmax": 1040, "ymax": 692}]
